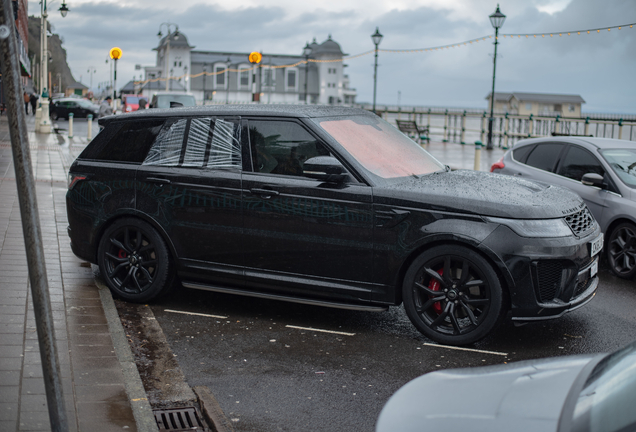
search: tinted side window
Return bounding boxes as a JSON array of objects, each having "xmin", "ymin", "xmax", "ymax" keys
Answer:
[
  {"xmin": 143, "ymin": 117, "xmax": 241, "ymax": 169},
  {"xmin": 247, "ymin": 120, "xmax": 330, "ymax": 176},
  {"xmin": 524, "ymin": 143, "xmax": 565, "ymax": 172},
  {"xmin": 557, "ymin": 145, "xmax": 604, "ymax": 181},
  {"xmin": 79, "ymin": 120, "xmax": 164, "ymax": 163},
  {"xmin": 512, "ymin": 144, "xmax": 535, "ymax": 163}
]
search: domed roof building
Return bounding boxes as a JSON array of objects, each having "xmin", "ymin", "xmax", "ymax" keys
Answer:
[{"xmin": 139, "ymin": 30, "xmax": 356, "ymax": 106}]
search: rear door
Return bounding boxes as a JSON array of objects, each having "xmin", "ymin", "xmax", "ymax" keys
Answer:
[{"xmin": 136, "ymin": 116, "xmax": 244, "ymax": 286}]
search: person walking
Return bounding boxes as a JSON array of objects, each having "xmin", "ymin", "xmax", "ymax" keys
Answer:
[
  {"xmin": 29, "ymin": 93, "xmax": 38, "ymax": 115},
  {"xmin": 98, "ymin": 96, "xmax": 113, "ymax": 118},
  {"xmin": 23, "ymin": 92, "xmax": 30, "ymax": 114}
]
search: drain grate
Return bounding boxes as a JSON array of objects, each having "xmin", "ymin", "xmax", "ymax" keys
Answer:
[{"xmin": 153, "ymin": 407, "xmax": 209, "ymax": 431}]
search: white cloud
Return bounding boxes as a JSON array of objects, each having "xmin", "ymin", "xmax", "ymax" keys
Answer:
[{"xmin": 27, "ymin": 0, "xmax": 636, "ymax": 113}]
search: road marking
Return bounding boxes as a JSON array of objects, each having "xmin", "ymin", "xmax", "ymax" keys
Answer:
[
  {"xmin": 164, "ymin": 309, "xmax": 228, "ymax": 319},
  {"xmin": 422, "ymin": 343, "xmax": 508, "ymax": 356},
  {"xmin": 286, "ymin": 325, "xmax": 355, "ymax": 336}
]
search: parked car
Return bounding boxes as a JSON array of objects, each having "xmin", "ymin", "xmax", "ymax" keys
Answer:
[
  {"xmin": 66, "ymin": 105, "xmax": 602, "ymax": 345},
  {"xmin": 377, "ymin": 339, "xmax": 636, "ymax": 432},
  {"xmin": 491, "ymin": 137, "xmax": 636, "ymax": 279},
  {"xmin": 50, "ymin": 98, "xmax": 99, "ymax": 120},
  {"xmin": 149, "ymin": 93, "xmax": 196, "ymax": 109},
  {"xmin": 122, "ymin": 95, "xmax": 147, "ymax": 113}
]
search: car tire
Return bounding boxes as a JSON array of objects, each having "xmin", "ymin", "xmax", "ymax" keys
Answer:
[
  {"xmin": 50, "ymin": 111, "xmax": 58, "ymax": 120},
  {"xmin": 403, "ymin": 245, "xmax": 504, "ymax": 345},
  {"xmin": 607, "ymin": 222, "xmax": 636, "ymax": 279},
  {"xmin": 98, "ymin": 218, "xmax": 174, "ymax": 302}
]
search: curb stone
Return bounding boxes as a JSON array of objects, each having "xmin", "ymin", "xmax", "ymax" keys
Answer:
[{"xmin": 95, "ymin": 269, "xmax": 159, "ymax": 432}]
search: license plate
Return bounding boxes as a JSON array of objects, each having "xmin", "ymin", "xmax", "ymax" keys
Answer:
[
  {"xmin": 590, "ymin": 259, "xmax": 598, "ymax": 278},
  {"xmin": 590, "ymin": 235, "xmax": 603, "ymax": 257}
]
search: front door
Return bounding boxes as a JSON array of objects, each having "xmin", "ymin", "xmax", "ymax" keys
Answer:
[{"xmin": 241, "ymin": 119, "xmax": 374, "ymax": 302}]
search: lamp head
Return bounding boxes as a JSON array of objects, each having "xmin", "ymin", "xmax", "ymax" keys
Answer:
[
  {"xmin": 371, "ymin": 27, "xmax": 383, "ymax": 46},
  {"xmin": 59, "ymin": 2, "xmax": 69, "ymax": 18},
  {"xmin": 489, "ymin": 4, "xmax": 506, "ymax": 29},
  {"xmin": 303, "ymin": 42, "xmax": 312, "ymax": 57}
]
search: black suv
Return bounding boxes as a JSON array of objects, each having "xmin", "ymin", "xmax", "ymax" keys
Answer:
[{"xmin": 66, "ymin": 105, "xmax": 603, "ymax": 345}]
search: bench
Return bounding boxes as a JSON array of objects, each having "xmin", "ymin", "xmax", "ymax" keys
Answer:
[{"xmin": 395, "ymin": 120, "xmax": 430, "ymax": 143}]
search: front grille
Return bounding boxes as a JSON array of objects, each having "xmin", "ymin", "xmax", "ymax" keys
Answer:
[
  {"xmin": 536, "ymin": 261, "xmax": 564, "ymax": 302},
  {"xmin": 564, "ymin": 207, "xmax": 595, "ymax": 237}
]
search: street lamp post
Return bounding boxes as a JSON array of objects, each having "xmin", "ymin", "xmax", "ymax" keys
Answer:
[
  {"xmin": 202, "ymin": 64, "xmax": 207, "ymax": 105},
  {"xmin": 36, "ymin": 0, "xmax": 69, "ymax": 133},
  {"xmin": 487, "ymin": 4, "xmax": 506, "ymax": 150},
  {"xmin": 226, "ymin": 57, "xmax": 231, "ymax": 104},
  {"xmin": 371, "ymin": 27, "xmax": 383, "ymax": 115},
  {"xmin": 157, "ymin": 22, "xmax": 179, "ymax": 92},
  {"xmin": 87, "ymin": 66, "xmax": 96, "ymax": 94},
  {"xmin": 303, "ymin": 42, "xmax": 311, "ymax": 104}
]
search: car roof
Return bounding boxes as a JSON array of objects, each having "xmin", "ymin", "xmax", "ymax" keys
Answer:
[
  {"xmin": 99, "ymin": 104, "xmax": 373, "ymax": 124},
  {"xmin": 513, "ymin": 136, "xmax": 636, "ymax": 150}
]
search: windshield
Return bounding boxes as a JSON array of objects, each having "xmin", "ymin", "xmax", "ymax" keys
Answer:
[
  {"xmin": 571, "ymin": 341, "xmax": 636, "ymax": 432},
  {"xmin": 77, "ymin": 100, "xmax": 95, "ymax": 109},
  {"xmin": 155, "ymin": 95, "xmax": 196, "ymax": 108},
  {"xmin": 313, "ymin": 115, "xmax": 444, "ymax": 180},
  {"xmin": 600, "ymin": 148, "xmax": 636, "ymax": 188}
]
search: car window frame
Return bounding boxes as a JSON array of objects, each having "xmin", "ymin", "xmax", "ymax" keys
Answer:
[
  {"xmin": 142, "ymin": 115, "xmax": 242, "ymax": 170},
  {"xmin": 523, "ymin": 142, "xmax": 568, "ymax": 173},
  {"xmin": 242, "ymin": 116, "xmax": 362, "ymax": 184},
  {"xmin": 555, "ymin": 144, "xmax": 605, "ymax": 182}
]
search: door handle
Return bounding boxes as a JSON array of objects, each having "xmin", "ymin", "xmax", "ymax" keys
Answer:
[
  {"xmin": 146, "ymin": 177, "xmax": 171, "ymax": 185},
  {"xmin": 250, "ymin": 188, "xmax": 280, "ymax": 199}
]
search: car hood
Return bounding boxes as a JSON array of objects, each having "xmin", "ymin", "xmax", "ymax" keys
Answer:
[
  {"xmin": 378, "ymin": 170, "xmax": 584, "ymax": 219},
  {"xmin": 376, "ymin": 355, "xmax": 595, "ymax": 432}
]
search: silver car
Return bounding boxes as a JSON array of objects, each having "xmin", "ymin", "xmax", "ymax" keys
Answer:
[{"xmin": 491, "ymin": 137, "xmax": 636, "ymax": 279}]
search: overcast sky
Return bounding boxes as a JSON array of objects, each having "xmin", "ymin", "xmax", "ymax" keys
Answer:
[{"xmin": 28, "ymin": 0, "xmax": 636, "ymax": 113}]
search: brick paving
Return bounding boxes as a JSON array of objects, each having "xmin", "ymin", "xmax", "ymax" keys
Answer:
[{"xmin": 0, "ymin": 115, "xmax": 141, "ymax": 432}]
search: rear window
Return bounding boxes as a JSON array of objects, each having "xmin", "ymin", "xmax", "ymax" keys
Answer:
[
  {"xmin": 143, "ymin": 117, "xmax": 241, "ymax": 169},
  {"xmin": 524, "ymin": 143, "xmax": 565, "ymax": 172},
  {"xmin": 78, "ymin": 120, "xmax": 165, "ymax": 163},
  {"xmin": 512, "ymin": 144, "xmax": 535, "ymax": 163},
  {"xmin": 125, "ymin": 96, "xmax": 140, "ymax": 104}
]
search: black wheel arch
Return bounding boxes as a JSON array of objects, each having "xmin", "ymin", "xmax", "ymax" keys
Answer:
[
  {"xmin": 92, "ymin": 210, "xmax": 179, "ymax": 267},
  {"xmin": 392, "ymin": 235, "xmax": 514, "ymax": 311}
]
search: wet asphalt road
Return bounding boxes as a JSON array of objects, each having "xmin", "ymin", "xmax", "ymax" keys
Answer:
[
  {"xmin": 145, "ymin": 263, "xmax": 635, "ymax": 432},
  {"xmin": 58, "ymin": 118, "xmax": 635, "ymax": 430}
]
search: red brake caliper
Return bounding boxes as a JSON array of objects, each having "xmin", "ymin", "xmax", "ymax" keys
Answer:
[
  {"xmin": 428, "ymin": 269, "xmax": 444, "ymax": 314},
  {"xmin": 118, "ymin": 249, "xmax": 127, "ymax": 259}
]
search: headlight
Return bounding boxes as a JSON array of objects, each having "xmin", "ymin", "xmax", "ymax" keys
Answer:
[{"xmin": 486, "ymin": 217, "xmax": 572, "ymax": 238}]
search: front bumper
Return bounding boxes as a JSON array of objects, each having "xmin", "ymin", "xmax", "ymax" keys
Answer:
[{"xmin": 480, "ymin": 225, "xmax": 602, "ymax": 321}]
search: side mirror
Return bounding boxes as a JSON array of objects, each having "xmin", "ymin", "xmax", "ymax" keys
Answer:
[
  {"xmin": 303, "ymin": 156, "xmax": 347, "ymax": 183},
  {"xmin": 581, "ymin": 173, "xmax": 604, "ymax": 188}
]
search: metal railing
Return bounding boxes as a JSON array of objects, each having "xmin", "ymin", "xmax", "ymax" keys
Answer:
[{"xmin": 359, "ymin": 104, "xmax": 636, "ymax": 148}]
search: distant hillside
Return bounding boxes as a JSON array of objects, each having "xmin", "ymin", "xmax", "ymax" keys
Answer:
[{"xmin": 27, "ymin": 15, "xmax": 77, "ymax": 93}]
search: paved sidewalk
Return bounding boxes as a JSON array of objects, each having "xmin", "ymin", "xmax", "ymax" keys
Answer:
[{"xmin": 0, "ymin": 115, "xmax": 155, "ymax": 432}]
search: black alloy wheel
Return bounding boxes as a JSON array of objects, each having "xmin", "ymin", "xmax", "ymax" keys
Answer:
[
  {"xmin": 98, "ymin": 218, "xmax": 173, "ymax": 302},
  {"xmin": 403, "ymin": 245, "xmax": 503, "ymax": 345},
  {"xmin": 607, "ymin": 222, "xmax": 636, "ymax": 279}
]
